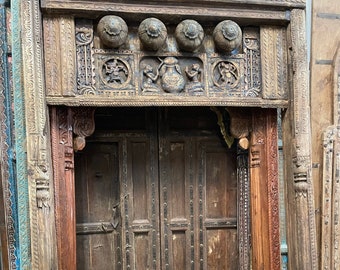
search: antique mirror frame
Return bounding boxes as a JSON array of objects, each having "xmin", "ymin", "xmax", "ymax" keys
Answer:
[{"xmin": 8, "ymin": 0, "xmax": 317, "ymax": 269}]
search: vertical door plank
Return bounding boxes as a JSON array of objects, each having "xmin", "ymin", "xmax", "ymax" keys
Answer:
[
  {"xmin": 51, "ymin": 107, "xmax": 76, "ymax": 270},
  {"xmin": 250, "ymin": 108, "xmax": 281, "ymax": 270},
  {"xmin": 75, "ymin": 142, "xmax": 120, "ymax": 270}
]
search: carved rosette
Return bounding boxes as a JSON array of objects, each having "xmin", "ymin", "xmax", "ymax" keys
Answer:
[
  {"xmin": 209, "ymin": 57, "xmax": 245, "ymax": 96},
  {"xmin": 97, "ymin": 15, "xmax": 128, "ymax": 48},
  {"xmin": 213, "ymin": 20, "xmax": 242, "ymax": 54},
  {"xmin": 138, "ymin": 18, "xmax": 167, "ymax": 51},
  {"xmin": 95, "ymin": 52, "xmax": 135, "ymax": 93},
  {"xmin": 175, "ymin": 19, "xmax": 204, "ymax": 52}
]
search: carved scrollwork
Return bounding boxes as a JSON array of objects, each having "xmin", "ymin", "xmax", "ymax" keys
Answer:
[
  {"xmin": 244, "ymin": 28, "xmax": 261, "ymax": 97},
  {"xmin": 72, "ymin": 107, "xmax": 95, "ymax": 151},
  {"xmin": 76, "ymin": 20, "xmax": 96, "ymax": 95}
]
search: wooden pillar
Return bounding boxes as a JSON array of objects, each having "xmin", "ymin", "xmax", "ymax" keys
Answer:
[
  {"xmin": 51, "ymin": 107, "xmax": 76, "ymax": 270},
  {"xmin": 250, "ymin": 108, "xmax": 281, "ymax": 270},
  {"xmin": 283, "ymin": 9, "xmax": 318, "ymax": 270}
]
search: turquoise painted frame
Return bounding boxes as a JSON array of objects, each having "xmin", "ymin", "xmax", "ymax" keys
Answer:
[
  {"xmin": 11, "ymin": 0, "xmax": 31, "ymax": 268},
  {"xmin": 0, "ymin": 0, "xmax": 19, "ymax": 269}
]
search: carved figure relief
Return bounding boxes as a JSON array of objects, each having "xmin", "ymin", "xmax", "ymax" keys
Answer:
[
  {"xmin": 95, "ymin": 53, "xmax": 135, "ymax": 92},
  {"xmin": 142, "ymin": 64, "xmax": 160, "ymax": 93},
  {"xmin": 70, "ymin": 18, "xmax": 277, "ymax": 103},
  {"xmin": 212, "ymin": 60, "xmax": 240, "ymax": 91},
  {"xmin": 138, "ymin": 18, "xmax": 167, "ymax": 51},
  {"xmin": 97, "ymin": 15, "xmax": 128, "ymax": 48},
  {"xmin": 175, "ymin": 19, "xmax": 204, "ymax": 52},
  {"xmin": 103, "ymin": 58, "xmax": 128, "ymax": 84},
  {"xmin": 185, "ymin": 63, "xmax": 204, "ymax": 94}
]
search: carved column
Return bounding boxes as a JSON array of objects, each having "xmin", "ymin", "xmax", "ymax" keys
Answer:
[
  {"xmin": 12, "ymin": 0, "xmax": 58, "ymax": 269},
  {"xmin": 284, "ymin": 9, "xmax": 318, "ymax": 270},
  {"xmin": 51, "ymin": 106, "xmax": 95, "ymax": 270},
  {"xmin": 320, "ymin": 45, "xmax": 340, "ymax": 269},
  {"xmin": 250, "ymin": 108, "xmax": 281, "ymax": 270}
]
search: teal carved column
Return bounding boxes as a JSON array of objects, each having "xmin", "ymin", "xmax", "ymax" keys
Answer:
[
  {"xmin": 11, "ymin": 0, "xmax": 31, "ymax": 268},
  {"xmin": 0, "ymin": 0, "xmax": 19, "ymax": 269}
]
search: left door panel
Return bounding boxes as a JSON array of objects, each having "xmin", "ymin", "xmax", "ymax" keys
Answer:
[{"xmin": 75, "ymin": 143, "xmax": 122, "ymax": 270}]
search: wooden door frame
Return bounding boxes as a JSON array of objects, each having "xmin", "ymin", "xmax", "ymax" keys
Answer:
[
  {"xmin": 8, "ymin": 1, "xmax": 317, "ymax": 269},
  {"xmin": 49, "ymin": 106, "xmax": 280, "ymax": 269}
]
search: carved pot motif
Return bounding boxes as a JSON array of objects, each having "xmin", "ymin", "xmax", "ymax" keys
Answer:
[
  {"xmin": 159, "ymin": 57, "xmax": 185, "ymax": 93},
  {"xmin": 213, "ymin": 20, "xmax": 242, "ymax": 54},
  {"xmin": 97, "ymin": 15, "xmax": 128, "ymax": 48},
  {"xmin": 175, "ymin": 19, "xmax": 204, "ymax": 52},
  {"xmin": 138, "ymin": 18, "xmax": 167, "ymax": 51}
]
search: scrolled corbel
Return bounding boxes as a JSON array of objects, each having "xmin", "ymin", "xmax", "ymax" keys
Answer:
[
  {"xmin": 97, "ymin": 15, "xmax": 128, "ymax": 48},
  {"xmin": 213, "ymin": 20, "xmax": 242, "ymax": 54},
  {"xmin": 72, "ymin": 108, "xmax": 96, "ymax": 151}
]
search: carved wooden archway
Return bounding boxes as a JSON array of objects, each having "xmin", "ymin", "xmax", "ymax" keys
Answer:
[{"xmin": 8, "ymin": 0, "xmax": 317, "ymax": 269}]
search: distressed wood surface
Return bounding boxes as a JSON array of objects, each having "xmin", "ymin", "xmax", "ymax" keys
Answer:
[
  {"xmin": 250, "ymin": 108, "xmax": 280, "ymax": 270},
  {"xmin": 51, "ymin": 107, "xmax": 77, "ymax": 270}
]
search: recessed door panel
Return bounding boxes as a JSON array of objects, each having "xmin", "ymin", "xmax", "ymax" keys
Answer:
[{"xmin": 75, "ymin": 107, "xmax": 240, "ymax": 269}]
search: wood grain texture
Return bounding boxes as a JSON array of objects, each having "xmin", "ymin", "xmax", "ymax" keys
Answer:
[
  {"xmin": 51, "ymin": 107, "xmax": 76, "ymax": 270},
  {"xmin": 250, "ymin": 108, "xmax": 280, "ymax": 270}
]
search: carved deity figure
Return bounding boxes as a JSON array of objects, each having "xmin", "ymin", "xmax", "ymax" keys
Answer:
[
  {"xmin": 185, "ymin": 63, "xmax": 204, "ymax": 94},
  {"xmin": 142, "ymin": 64, "xmax": 160, "ymax": 93},
  {"xmin": 216, "ymin": 61, "xmax": 239, "ymax": 88},
  {"xmin": 104, "ymin": 59, "xmax": 128, "ymax": 84}
]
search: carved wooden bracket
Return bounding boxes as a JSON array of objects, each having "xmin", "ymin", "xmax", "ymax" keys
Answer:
[
  {"xmin": 72, "ymin": 107, "xmax": 96, "ymax": 151},
  {"xmin": 227, "ymin": 107, "xmax": 252, "ymax": 150}
]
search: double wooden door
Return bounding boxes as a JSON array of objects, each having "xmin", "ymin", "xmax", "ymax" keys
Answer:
[{"xmin": 75, "ymin": 107, "xmax": 240, "ymax": 269}]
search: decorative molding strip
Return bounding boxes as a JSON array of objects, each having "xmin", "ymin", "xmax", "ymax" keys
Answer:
[
  {"xmin": 43, "ymin": 15, "xmax": 76, "ymax": 96},
  {"xmin": 0, "ymin": 4, "xmax": 18, "ymax": 269},
  {"xmin": 11, "ymin": 0, "xmax": 31, "ymax": 268},
  {"xmin": 40, "ymin": 0, "xmax": 305, "ymax": 13},
  {"xmin": 13, "ymin": 0, "xmax": 57, "ymax": 268},
  {"xmin": 289, "ymin": 9, "xmax": 317, "ymax": 269},
  {"xmin": 237, "ymin": 147, "xmax": 250, "ymax": 269},
  {"xmin": 320, "ymin": 44, "xmax": 340, "ymax": 270},
  {"xmin": 261, "ymin": 26, "xmax": 288, "ymax": 100}
]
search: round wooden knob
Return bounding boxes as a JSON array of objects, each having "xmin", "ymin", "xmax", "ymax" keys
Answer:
[
  {"xmin": 138, "ymin": 18, "xmax": 167, "ymax": 51},
  {"xmin": 97, "ymin": 15, "xmax": 128, "ymax": 48},
  {"xmin": 213, "ymin": 20, "xmax": 242, "ymax": 54},
  {"xmin": 175, "ymin": 19, "xmax": 204, "ymax": 52}
]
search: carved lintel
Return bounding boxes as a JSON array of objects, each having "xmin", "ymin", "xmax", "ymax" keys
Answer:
[{"xmin": 72, "ymin": 107, "xmax": 96, "ymax": 151}]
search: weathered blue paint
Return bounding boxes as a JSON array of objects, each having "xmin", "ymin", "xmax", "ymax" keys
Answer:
[
  {"xmin": 0, "ymin": 2, "xmax": 19, "ymax": 269},
  {"xmin": 11, "ymin": 0, "xmax": 32, "ymax": 268}
]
